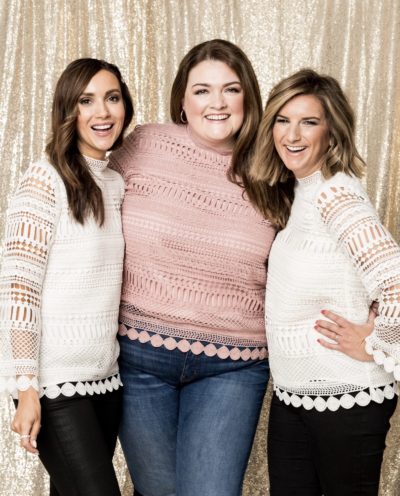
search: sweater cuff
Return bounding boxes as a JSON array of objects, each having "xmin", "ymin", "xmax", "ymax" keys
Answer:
[{"xmin": 365, "ymin": 338, "xmax": 400, "ymax": 381}]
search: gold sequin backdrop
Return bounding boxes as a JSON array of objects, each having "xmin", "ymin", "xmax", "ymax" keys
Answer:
[{"xmin": 0, "ymin": 0, "xmax": 399, "ymax": 494}]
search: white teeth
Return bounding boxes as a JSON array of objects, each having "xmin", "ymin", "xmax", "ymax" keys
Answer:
[
  {"xmin": 92, "ymin": 124, "xmax": 113, "ymax": 130},
  {"xmin": 206, "ymin": 114, "xmax": 229, "ymax": 121},
  {"xmin": 286, "ymin": 145, "xmax": 306, "ymax": 152}
]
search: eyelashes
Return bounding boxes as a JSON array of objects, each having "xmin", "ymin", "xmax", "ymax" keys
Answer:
[
  {"xmin": 193, "ymin": 86, "xmax": 242, "ymax": 96},
  {"xmin": 78, "ymin": 94, "xmax": 121, "ymax": 105},
  {"xmin": 275, "ymin": 117, "xmax": 319, "ymax": 126}
]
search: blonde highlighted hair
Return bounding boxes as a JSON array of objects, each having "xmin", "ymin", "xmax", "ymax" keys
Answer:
[{"xmin": 248, "ymin": 68, "xmax": 366, "ymax": 228}]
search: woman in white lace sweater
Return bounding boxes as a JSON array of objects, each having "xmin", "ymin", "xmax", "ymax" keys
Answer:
[
  {"xmin": 248, "ymin": 69, "xmax": 399, "ymax": 495},
  {"xmin": 0, "ymin": 59, "xmax": 133, "ymax": 495}
]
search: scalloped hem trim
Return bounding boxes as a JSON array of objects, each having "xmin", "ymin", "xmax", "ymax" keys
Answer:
[
  {"xmin": 119, "ymin": 326, "xmax": 267, "ymax": 361},
  {"xmin": 365, "ymin": 341, "xmax": 400, "ymax": 380},
  {"xmin": 40, "ymin": 374, "xmax": 122, "ymax": 399},
  {"xmin": 275, "ymin": 383, "xmax": 399, "ymax": 412},
  {"xmin": 1, "ymin": 374, "xmax": 122, "ymax": 399}
]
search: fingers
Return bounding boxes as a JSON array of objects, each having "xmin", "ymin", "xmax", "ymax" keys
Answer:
[
  {"xmin": 315, "ymin": 319, "xmax": 338, "ymax": 334},
  {"xmin": 11, "ymin": 406, "xmax": 41, "ymax": 455},
  {"xmin": 314, "ymin": 324, "xmax": 338, "ymax": 342},
  {"xmin": 320, "ymin": 309, "xmax": 347, "ymax": 327},
  {"xmin": 317, "ymin": 338, "xmax": 341, "ymax": 351},
  {"xmin": 29, "ymin": 420, "xmax": 41, "ymax": 454},
  {"xmin": 14, "ymin": 420, "xmax": 38, "ymax": 454},
  {"xmin": 20, "ymin": 433, "xmax": 37, "ymax": 454}
]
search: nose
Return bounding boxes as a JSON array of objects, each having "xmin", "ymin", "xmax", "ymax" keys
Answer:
[
  {"xmin": 210, "ymin": 91, "xmax": 227, "ymax": 110},
  {"xmin": 94, "ymin": 99, "xmax": 110, "ymax": 118},
  {"xmin": 287, "ymin": 123, "xmax": 301, "ymax": 142}
]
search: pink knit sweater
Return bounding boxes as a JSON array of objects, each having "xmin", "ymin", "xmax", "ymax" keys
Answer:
[{"xmin": 110, "ymin": 123, "xmax": 276, "ymax": 360}]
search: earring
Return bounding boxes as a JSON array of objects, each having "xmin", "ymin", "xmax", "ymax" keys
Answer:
[{"xmin": 180, "ymin": 109, "xmax": 188, "ymax": 124}]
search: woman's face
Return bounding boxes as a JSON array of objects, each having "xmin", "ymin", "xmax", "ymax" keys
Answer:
[
  {"xmin": 76, "ymin": 69, "xmax": 125, "ymax": 160},
  {"xmin": 182, "ymin": 60, "xmax": 244, "ymax": 150},
  {"xmin": 273, "ymin": 94, "xmax": 330, "ymax": 179}
]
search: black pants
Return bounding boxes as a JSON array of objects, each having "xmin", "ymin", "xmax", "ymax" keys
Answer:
[
  {"xmin": 268, "ymin": 391, "xmax": 397, "ymax": 496},
  {"xmin": 32, "ymin": 388, "xmax": 122, "ymax": 496}
]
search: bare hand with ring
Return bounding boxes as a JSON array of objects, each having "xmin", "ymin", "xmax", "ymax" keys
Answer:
[{"xmin": 315, "ymin": 308, "xmax": 376, "ymax": 362}]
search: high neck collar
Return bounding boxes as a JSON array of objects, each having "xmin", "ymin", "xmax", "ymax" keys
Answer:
[
  {"xmin": 83, "ymin": 155, "xmax": 109, "ymax": 172},
  {"xmin": 296, "ymin": 170, "xmax": 322, "ymax": 187}
]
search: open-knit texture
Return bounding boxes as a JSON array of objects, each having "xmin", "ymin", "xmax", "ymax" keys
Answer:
[
  {"xmin": 266, "ymin": 171, "xmax": 400, "ymax": 411},
  {"xmin": 0, "ymin": 157, "xmax": 125, "ymax": 398},
  {"xmin": 109, "ymin": 123, "xmax": 276, "ymax": 359}
]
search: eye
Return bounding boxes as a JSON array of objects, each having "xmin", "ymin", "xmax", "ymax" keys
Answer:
[
  {"xmin": 303, "ymin": 119, "xmax": 318, "ymax": 126},
  {"xmin": 194, "ymin": 88, "xmax": 208, "ymax": 95},
  {"xmin": 275, "ymin": 116, "xmax": 288, "ymax": 124},
  {"xmin": 79, "ymin": 97, "xmax": 91, "ymax": 105},
  {"xmin": 108, "ymin": 94, "xmax": 121, "ymax": 103},
  {"xmin": 225, "ymin": 86, "xmax": 241, "ymax": 93}
]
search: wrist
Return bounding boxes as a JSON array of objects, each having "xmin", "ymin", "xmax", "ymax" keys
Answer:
[{"xmin": 16, "ymin": 376, "xmax": 39, "ymax": 392}]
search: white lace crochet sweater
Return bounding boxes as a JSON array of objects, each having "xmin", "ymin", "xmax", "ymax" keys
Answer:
[
  {"xmin": 0, "ymin": 157, "xmax": 124, "ymax": 398},
  {"xmin": 266, "ymin": 171, "xmax": 400, "ymax": 412}
]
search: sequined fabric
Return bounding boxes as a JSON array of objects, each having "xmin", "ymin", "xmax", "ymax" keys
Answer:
[{"xmin": 1, "ymin": 1, "xmax": 399, "ymax": 494}]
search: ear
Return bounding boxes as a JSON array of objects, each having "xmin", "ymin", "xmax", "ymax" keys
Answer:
[{"xmin": 181, "ymin": 98, "xmax": 185, "ymax": 111}]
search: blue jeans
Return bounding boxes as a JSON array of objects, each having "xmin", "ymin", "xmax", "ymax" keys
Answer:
[{"xmin": 118, "ymin": 335, "xmax": 269, "ymax": 496}]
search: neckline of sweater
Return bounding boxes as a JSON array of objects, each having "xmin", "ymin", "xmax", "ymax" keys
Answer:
[
  {"xmin": 83, "ymin": 154, "xmax": 109, "ymax": 172},
  {"xmin": 296, "ymin": 169, "xmax": 322, "ymax": 187}
]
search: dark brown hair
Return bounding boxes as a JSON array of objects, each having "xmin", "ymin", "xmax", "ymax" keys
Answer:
[
  {"xmin": 249, "ymin": 68, "xmax": 365, "ymax": 228},
  {"xmin": 46, "ymin": 58, "xmax": 134, "ymax": 225},
  {"xmin": 170, "ymin": 39, "xmax": 263, "ymax": 185}
]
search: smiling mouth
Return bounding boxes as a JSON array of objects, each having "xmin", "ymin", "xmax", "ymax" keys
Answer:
[
  {"xmin": 91, "ymin": 124, "xmax": 114, "ymax": 131},
  {"xmin": 205, "ymin": 114, "xmax": 230, "ymax": 121},
  {"xmin": 285, "ymin": 145, "xmax": 306, "ymax": 152}
]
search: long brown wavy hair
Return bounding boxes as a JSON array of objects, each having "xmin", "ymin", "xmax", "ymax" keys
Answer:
[
  {"xmin": 46, "ymin": 58, "xmax": 134, "ymax": 225},
  {"xmin": 248, "ymin": 68, "xmax": 366, "ymax": 229},
  {"xmin": 170, "ymin": 39, "xmax": 263, "ymax": 187}
]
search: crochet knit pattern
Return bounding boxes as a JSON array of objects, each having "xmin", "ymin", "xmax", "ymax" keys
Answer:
[
  {"xmin": 266, "ymin": 171, "xmax": 400, "ymax": 411},
  {"xmin": 110, "ymin": 123, "xmax": 276, "ymax": 360},
  {"xmin": 0, "ymin": 156, "xmax": 124, "ymax": 398}
]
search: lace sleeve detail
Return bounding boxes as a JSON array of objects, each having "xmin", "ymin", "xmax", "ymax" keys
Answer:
[
  {"xmin": 316, "ymin": 181, "xmax": 400, "ymax": 379},
  {"xmin": 0, "ymin": 162, "xmax": 59, "ymax": 394}
]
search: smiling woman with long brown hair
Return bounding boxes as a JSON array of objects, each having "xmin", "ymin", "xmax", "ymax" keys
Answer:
[
  {"xmin": 0, "ymin": 58, "xmax": 133, "ymax": 496},
  {"xmin": 110, "ymin": 39, "xmax": 275, "ymax": 496}
]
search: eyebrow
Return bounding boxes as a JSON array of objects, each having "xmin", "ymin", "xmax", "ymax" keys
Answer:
[
  {"xmin": 79, "ymin": 88, "xmax": 121, "ymax": 97},
  {"xmin": 191, "ymin": 81, "xmax": 241, "ymax": 88}
]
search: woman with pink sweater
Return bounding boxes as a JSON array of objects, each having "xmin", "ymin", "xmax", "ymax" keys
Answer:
[{"xmin": 110, "ymin": 39, "xmax": 275, "ymax": 496}]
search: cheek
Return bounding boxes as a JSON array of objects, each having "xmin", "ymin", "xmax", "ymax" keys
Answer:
[
  {"xmin": 233, "ymin": 95, "xmax": 244, "ymax": 119},
  {"xmin": 76, "ymin": 115, "xmax": 86, "ymax": 138},
  {"xmin": 116, "ymin": 107, "xmax": 125, "ymax": 125},
  {"xmin": 272, "ymin": 126, "xmax": 281, "ymax": 146},
  {"xmin": 314, "ymin": 131, "xmax": 330, "ymax": 153},
  {"xmin": 183, "ymin": 95, "xmax": 202, "ymax": 117}
]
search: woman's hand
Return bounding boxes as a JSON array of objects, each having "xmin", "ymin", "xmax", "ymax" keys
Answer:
[
  {"xmin": 315, "ymin": 308, "xmax": 375, "ymax": 362},
  {"xmin": 11, "ymin": 387, "xmax": 41, "ymax": 454}
]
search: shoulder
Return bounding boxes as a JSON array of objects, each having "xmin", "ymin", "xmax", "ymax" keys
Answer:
[
  {"xmin": 19, "ymin": 158, "xmax": 61, "ymax": 194},
  {"xmin": 109, "ymin": 122, "xmax": 190, "ymax": 174},
  {"xmin": 316, "ymin": 172, "xmax": 368, "ymax": 204},
  {"xmin": 131, "ymin": 122, "xmax": 187, "ymax": 142},
  {"xmin": 315, "ymin": 172, "xmax": 376, "ymax": 226}
]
